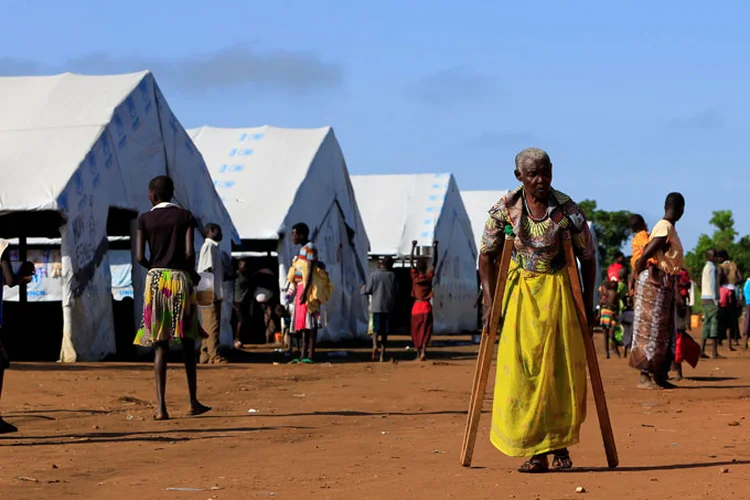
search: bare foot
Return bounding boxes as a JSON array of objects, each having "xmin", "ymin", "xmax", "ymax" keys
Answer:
[
  {"xmin": 153, "ymin": 410, "xmax": 170, "ymax": 421},
  {"xmin": 187, "ymin": 403, "xmax": 212, "ymax": 416}
]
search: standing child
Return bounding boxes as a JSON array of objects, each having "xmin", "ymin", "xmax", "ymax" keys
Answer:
[
  {"xmin": 619, "ymin": 295, "xmax": 635, "ymax": 359},
  {"xmin": 134, "ymin": 175, "xmax": 211, "ymax": 420},
  {"xmin": 718, "ymin": 273, "xmax": 738, "ymax": 352},
  {"xmin": 673, "ymin": 268, "xmax": 692, "ymax": 381},
  {"xmin": 288, "ymin": 223, "xmax": 320, "ymax": 364},
  {"xmin": 599, "ymin": 280, "xmax": 620, "ymax": 359},
  {"xmin": 233, "ymin": 259, "xmax": 250, "ymax": 349},
  {"xmin": 410, "ymin": 239, "xmax": 438, "ymax": 361},
  {"xmin": 362, "ymin": 256, "xmax": 399, "ymax": 362}
]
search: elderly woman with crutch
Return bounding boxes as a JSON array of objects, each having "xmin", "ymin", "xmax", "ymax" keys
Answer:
[{"xmin": 475, "ymin": 148, "xmax": 599, "ymax": 473}]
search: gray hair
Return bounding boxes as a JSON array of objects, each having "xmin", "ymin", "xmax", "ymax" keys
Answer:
[{"xmin": 515, "ymin": 148, "xmax": 551, "ymax": 173}]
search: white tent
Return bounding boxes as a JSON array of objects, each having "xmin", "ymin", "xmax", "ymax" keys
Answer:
[
  {"xmin": 351, "ymin": 173, "xmax": 478, "ymax": 334},
  {"xmin": 461, "ymin": 190, "xmax": 510, "ymax": 259},
  {"xmin": 188, "ymin": 125, "xmax": 370, "ymax": 342},
  {"xmin": 461, "ymin": 189, "xmax": 602, "ymax": 304},
  {"xmin": 0, "ymin": 71, "xmax": 236, "ymax": 361}
]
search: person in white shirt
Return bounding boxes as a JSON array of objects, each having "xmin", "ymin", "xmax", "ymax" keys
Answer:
[
  {"xmin": 700, "ymin": 248, "xmax": 721, "ymax": 358},
  {"xmin": 198, "ymin": 224, "xmax": 228, "ymax": 364}
]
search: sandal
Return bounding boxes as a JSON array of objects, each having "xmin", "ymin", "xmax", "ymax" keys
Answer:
[
  {"xmin": 551, "ymin": 450, "xmax": 573, "ymax": 470},
  {"xmin": 301, "ymin": 358, "xmax": 313, "ymax": 364},
  {"xmin": 517, "ymin": 455, "xmax": 549, "ymax": 473}
]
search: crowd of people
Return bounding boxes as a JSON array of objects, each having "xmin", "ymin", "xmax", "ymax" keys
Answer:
[{"xmin": 595, "ymin": 212, "xmax": 750, "ymax": 390}]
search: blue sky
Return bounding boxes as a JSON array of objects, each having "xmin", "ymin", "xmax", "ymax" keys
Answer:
[{"xmin": 3, "ymin": 0, "xmax": 750, "ymax": 251}]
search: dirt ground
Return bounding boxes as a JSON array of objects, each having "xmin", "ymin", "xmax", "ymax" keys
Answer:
[{"xmin": 1, "ymin": 334, "xmax": 749, "ymax": 500}]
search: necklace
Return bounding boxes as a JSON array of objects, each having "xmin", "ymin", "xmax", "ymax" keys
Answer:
[{"xmin": 522, "ymin": 193, "xmax": 549, "ymax": 222}]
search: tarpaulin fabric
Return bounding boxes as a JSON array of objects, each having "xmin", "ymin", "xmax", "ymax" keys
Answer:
[
  {"xmin": 188, "ymin": 126, "xmax": 370, "ymax": 341},
  {"xmin": 0, "ymin": 71, "xmax": 236, "ymax": 361},
  {"xmin": 352, "ymin": 174, "xmax": 478, "ymax": 334}
]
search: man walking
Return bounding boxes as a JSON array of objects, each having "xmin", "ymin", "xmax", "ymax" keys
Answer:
[
  {"xmin": 363, "ymin": 257, "xmax": 399, "ymax": 362},
  {"xmin": 198, "ymin": 223, "xmax": 228, "ymax": 364},
  {"xmin": 701, "ymin": 249, "xmax": 722, "ymax": 359}
]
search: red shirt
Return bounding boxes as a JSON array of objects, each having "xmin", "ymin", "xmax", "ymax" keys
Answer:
[
  {"xmin": 607, "ymin": 263, "xmax": 624, "ymax": 282},
  {"xmin": 719, "ymin": 286, "xmax": 735, "ymax": 308},
  {"xmin": 411, "ymin": 269, "xmax": 435, "ymax": 301}
]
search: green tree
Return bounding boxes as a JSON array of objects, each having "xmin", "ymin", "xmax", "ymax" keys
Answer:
[
  {"xmin": 579, "ymin": 200, "xmax": 633, "ymax": 270},
  {"xmin": 685, "ymin": 210, "xmax": 750, "ymax": 281}
]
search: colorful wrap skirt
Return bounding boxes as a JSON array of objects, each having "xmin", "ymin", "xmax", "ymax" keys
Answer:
[{"xmin": 133, "ymin": 269, "xmax": 205, "ymax": 347}]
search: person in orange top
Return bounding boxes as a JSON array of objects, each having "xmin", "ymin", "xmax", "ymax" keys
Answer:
[{"xmin": 629, "ymin": 214, "xmax": 649, "ymax": 292}]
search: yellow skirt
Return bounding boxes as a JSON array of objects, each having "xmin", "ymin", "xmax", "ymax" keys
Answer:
[{"xmin": 490, "ymin": 262, "xmax": 588, "ymax": 457}]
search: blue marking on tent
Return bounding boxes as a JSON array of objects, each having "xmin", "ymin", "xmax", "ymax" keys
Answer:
[
  {"xmin": 426, "ymin": 207, "xmax": 435, "ymax": 212},
  {"xmin": 424, "ymin": 219, "xmax": 434, "ymax": 225},
  {"xmin": 237, "ymin": 148, "xmax": 254, "ymax": 156},
  {"xmin": 238, "ymin": 133, "xmax": 248, "ymax": 141},
  {"xmin": 125, "ymin": 96, "xmax": 140, "ymax": 131},
  {"xmin": 252, "ymin": 133, "xmax": 264, "ymax": 140},
  {"xmin": 213, "ymin": 180, "xmax": 236, "ymax": 189},
  {"xmin": 420, "ymin": 231, "xmax": 431, "ymax": 238},
  {"xmin": 428, "ymin": 195, "xmax": 439, "ymax": 201},
  {"xmin": 219, "ymin": 164, "xmax": 244, "ymax": 173}
]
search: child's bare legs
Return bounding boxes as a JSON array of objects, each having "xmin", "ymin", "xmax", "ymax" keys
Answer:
[
  {"xmin": 371, "ymin": 329, "xmax": 379, "ymax": 361},
  {"xmin": 182, "ymin": 338, "xmax": 210, "ymax": 415},
  {"xmin": 153, "ymin": 341, "xmax": 170, "ymax": 420},
  {"xmin": 611, "ymin": 331, "xmax": 621, "ymax": 358},
  {"xmin": 602, "ymin": 327, "xmax": 611, "ymax": 359}
]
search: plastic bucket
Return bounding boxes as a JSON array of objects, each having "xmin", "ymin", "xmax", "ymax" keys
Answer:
[{"xmin": 690, "ymin": 314, "xmax": 701, "ymax": 330}]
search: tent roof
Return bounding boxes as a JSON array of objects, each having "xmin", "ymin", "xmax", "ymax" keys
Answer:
[
  {"xmin": 351, "ymin": 173, "xmax": 458, "ymax": 256},
  {"xmin": 188, "ymin": 125, "xmax": 332, "ymax": 240},
  {"xmin": 0, "ymin": 71, "xmax": 149, "ymax": 212},
  {"xmin": 460, "ymin": 190, "xmax": 509, "ymax": 253}
]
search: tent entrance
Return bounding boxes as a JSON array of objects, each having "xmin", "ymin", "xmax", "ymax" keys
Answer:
[
  {"xmin": 107, "ymin": 207, "xmax": 137, "ymax": 360},
  {"xmin": 231, "ymin": 248, "xmax": 281, "ymax": 346},
  {"xmin": 0, "ymin": 210, "xmax": 65, "ymax": 361}
]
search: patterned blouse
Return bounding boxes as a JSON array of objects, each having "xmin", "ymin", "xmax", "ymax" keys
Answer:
[{"xmin": 480, "ymin": 186, "xmax": 595, "ymax": 274}]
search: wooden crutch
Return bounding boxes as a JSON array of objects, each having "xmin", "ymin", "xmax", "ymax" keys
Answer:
[
  {"xmin": 562, "ymin": 234, "xmax": 619, "ymax": 468},
  {"xmin": 460, "ymin": 235, "xmax": 514, "ymax": 467}
]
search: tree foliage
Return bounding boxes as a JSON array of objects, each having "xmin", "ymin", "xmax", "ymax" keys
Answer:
[
  {"xmin": 684, "ymin": 210, "xmax": 750, "ymax": 281},
  {"xmin": 578, "ymin": 200, "xmax": 633, "ymax": 269}
]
